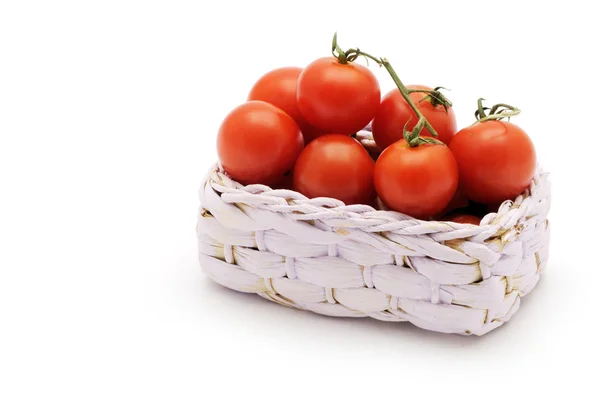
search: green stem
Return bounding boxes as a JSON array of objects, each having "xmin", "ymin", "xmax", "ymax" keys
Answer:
[
  {"xmin": 347, "ymin": 50, "xmax": 381, "ymax": 65},
  {"xmin": 408, "ymin": 89, "xmax": 451, "ymax": 103},
  {"xmin": 331, "ymin": 35, "xmax": 440, "ymax": 139},
  {"xmin": 474, "ymin": 98, "xmax": 521, "ymax": 124},
  {"xmin": 406, "ymin": 118, "xmax": 426, "ymax": 142},
  {"xmin": 477, "ymin": 98, "xmax": 486, "ymax": 119},
  {"xmin": 331, "ymin": 32, "xmax": 348, "ymax": 64},
  {"xmin": 379, "ymin": 59, "xmax": 438, "ymax": 137},
  {"xmin": 408, "ymin": 89, "xmax": 452, "ymax": 110},
  {"xmin": 407, "ymin": 89, "xmax": 435, "ymax": 94},
  {"xmin": 489, "ymin": 103, "xmax": 518, "ymax": 114}
]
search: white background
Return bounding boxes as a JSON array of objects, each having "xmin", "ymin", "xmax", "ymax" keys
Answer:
[{"xmin": 1, "ymin": 0, "xmax": 598, "ymax": 396}]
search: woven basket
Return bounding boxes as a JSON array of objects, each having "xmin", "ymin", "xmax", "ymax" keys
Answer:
[{"xmin": 197, "ymin": 130, "xmax": 551, "ymax": 336}]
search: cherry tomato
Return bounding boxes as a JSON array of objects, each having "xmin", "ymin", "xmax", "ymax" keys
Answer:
[
  {"xmin": 449, "ymin": 120, "xmax": 536, "ymax": 204},
  {"xmin": 372, "ymin": 85, "xmax": 457, "ymax": 149},
  {"xmin": 374, "ymin": 140, "xmax": 459, "ymax": 219},
  {"xmin": 433, "ymin": 186, "xmax": 469, "ymax": 219},
  {"xmin": 217, "ymin": 101, "xmax": 304, "ymax": 186},
  {"xmin": 293, "ymin": 135, "xmax": 375, "ymax": 205},
  {"xmin": 443, "ymin": 214, "xmax": 482, "ymax": 225},
  {"xmin": 297, "ymin": 57, "xmax": 380, "ymax": 135},
  {"xmin": 247, "ymin": 67, "xmax": 323, "ymax": 144}
]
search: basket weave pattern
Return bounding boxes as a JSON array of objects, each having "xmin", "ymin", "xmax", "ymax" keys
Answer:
[{"xmin": 197, "ymin": 134, "xmax": 551, "ymax": 336}]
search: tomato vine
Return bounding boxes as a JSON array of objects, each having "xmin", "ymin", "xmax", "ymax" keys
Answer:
[
  {"xmin": 473, "ymin": 98, "xmax": 521, "ymax": 123},
  {"xmin": 331, "ymin": 32, "xmax": 453, "ymax": 147}
]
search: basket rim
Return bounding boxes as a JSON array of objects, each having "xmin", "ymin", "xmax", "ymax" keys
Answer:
[{"xmin": 202, "ymin": 162, "xmax": 550, "ymax": 235}]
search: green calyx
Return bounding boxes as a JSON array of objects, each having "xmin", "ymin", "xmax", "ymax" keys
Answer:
[
  {"xmin": 474, "ymin": 98, "xmax": 521, "ymax": 123},
  {"xmin": 331, "ymin": 32, "xmax": 349, "ymax": 64},
  {"xmin": 331, "ymin": 32, "xmax": 379, "ymax": 65},
  {"xmin": 409, "ymin": 86, "xmax": 453, "ymax": 113},
  {"xmin": 402, "ymin": 118, "xmax": 444, "ymax": 148}
]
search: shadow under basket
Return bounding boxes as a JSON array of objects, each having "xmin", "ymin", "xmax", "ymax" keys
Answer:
[{"xmin": 197, "ymin": 132, "xmax": 551, "ymax": 336}]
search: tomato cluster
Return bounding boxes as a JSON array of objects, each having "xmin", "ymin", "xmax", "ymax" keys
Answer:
[{"xmin": 216, "ymin": 34, "xmax": 537, "ymax": 223}]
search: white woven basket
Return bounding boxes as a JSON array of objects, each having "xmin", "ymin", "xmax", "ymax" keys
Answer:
[{"xmin": 197, "ymin": 131, "xmax": 551, "ymax": 336}]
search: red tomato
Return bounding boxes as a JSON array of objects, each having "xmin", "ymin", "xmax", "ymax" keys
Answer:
[
  {"xmin": 217, "ymin": 101, "xmax": 304, "ymax": 186},
  {"xmin": 433, "ymin": 186, "xmax": 469, "ymax": 219},
  {"xmin": 443, "ymin": 214, "xmax": 482, "ymax": 225},
  {"xmin": 293, "ymin": 135, "xmax": 375, "ymax": 205},
  {"xmin": 374, "ymin": 140, "xmax": 459, "ymax": 219},
  {"xmin": 445, "ymin": 186, "xmax": 469, "ymax": 212},
  {"xmin": 371, "ymin": 85, "xmax": 457, "ymax": 149},
  {"xmin": 297, "ymin": 57, "xmax": 380, "ymax": 136},
  {"xmin": 449, "ymin": 120, "xmax": 536, "ymax": 204},
  {"xmin": 247, "ymin": 67, "xmax": 324, "ymax": 144}
]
